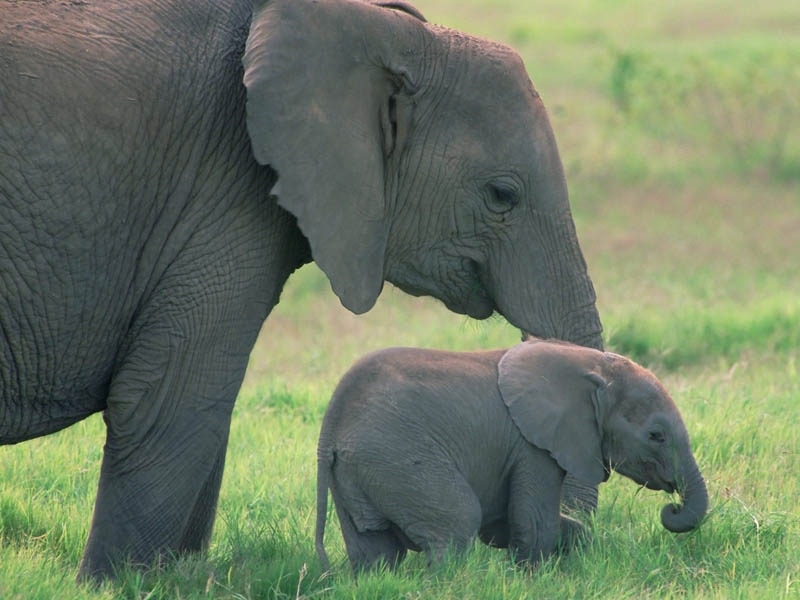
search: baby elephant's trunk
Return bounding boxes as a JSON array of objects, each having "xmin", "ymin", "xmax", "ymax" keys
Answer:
[{"xmin": 660, "ymin": 457, "xmax": 708, "ymax": 533}]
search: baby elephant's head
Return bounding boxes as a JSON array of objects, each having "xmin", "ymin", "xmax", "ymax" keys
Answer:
[{"xmin": 498, "ymin": 340, "xmax": 708, "ymax": 533}]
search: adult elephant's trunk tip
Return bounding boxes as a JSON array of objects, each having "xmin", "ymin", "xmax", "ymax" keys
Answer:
[
  {"xmin": 519, "ymin": 329, "xmax": 604, "ymax": 351},
  {"xmin": 660, "ymin": 467, "xmax": 708, "ymax": 533}
]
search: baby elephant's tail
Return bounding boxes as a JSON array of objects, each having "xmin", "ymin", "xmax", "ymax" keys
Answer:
[{"xmin": 315, "ymin": 444, "xmax": 334, "ymax": 573}]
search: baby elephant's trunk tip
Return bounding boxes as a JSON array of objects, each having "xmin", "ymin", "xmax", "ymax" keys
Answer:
[{"xmin": 660, "ymin": 466, "xmax": 708, "ymax": 533}]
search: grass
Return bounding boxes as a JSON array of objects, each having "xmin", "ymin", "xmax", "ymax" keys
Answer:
[
  {"xmin": 3, "ymin": 353, "xmax": 799, "ymax": 598},
  {"xmin": 2, "ymin": 0, "xmax": 799, "ymax": 597}
]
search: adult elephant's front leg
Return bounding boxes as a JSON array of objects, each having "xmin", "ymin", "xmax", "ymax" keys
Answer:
[{"xmin": 78, "ymin": 304, "xmax": 260, "ymax": 581}]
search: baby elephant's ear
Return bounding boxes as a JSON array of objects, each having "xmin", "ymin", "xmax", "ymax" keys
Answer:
[{"xmin": 498, "ymin": 341, "xmax": 608, "ymax": 485}]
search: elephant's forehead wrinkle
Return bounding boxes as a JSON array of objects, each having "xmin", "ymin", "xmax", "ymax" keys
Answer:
[
  {"xmin": 632, "ymin": 393, "xmax": 678, "ymax": 426},
  {"xmin": 434, "ymin": 23, "xmax": 531, "ymax": 97},
  {"xmin": 420, "ymin": 27, "xmax": 540, "ymax": 166}
]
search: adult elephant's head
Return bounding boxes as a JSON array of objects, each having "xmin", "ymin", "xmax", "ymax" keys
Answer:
[{"xmin": 243, "ymin": 0, "xmax": 602, "ymax": 349}]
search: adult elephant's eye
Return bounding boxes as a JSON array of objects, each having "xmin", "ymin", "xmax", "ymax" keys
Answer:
[
  {"xmin": 486, "ymin": 183, "xmax": 519, "ymax": 214},
  {"xmin": 648, "ymin": 430, "xmax": 666, "ymax": 443}
]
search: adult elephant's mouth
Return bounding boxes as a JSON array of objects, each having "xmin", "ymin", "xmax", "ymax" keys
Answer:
[
  {"xmin": 433, "ymin": 287, "xmax": 495, "ymax": 320},
  {"xmin": 388, "ymin": 259, "xmax": 496, "ymax": 319},
  {"xmin": 448, "ymin": 276, "xmax": 496, "ymax": 319},
  {"xmin": 454, "ymin": 259, "xmax": 498, "ymax": 319},
  {"xmin": 458, "ymin": 298, "xmax": 495, "ymax": 320}
]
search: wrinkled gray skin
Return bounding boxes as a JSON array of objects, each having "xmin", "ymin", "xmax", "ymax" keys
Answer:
[
  {"xmin": 1, "ymin": 0, "xmax": 602, "ymax": 581},
  {"xmin": 316, "ymin": 339, "xmax": 707, "ymax": 572}
]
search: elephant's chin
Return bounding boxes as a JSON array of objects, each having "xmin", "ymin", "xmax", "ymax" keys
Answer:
[
  {"xmin": 452, "ymin": 282, "xmax": 495, "ymax": 319},
  {"xmin": 388, "ymin": 271, "xmax": 495, "ymax": 320},
  {"xmin": 437, "ymin": 287, "xmax": 495, "ymax": 320},
  {"xmin": 417, "ymin": 288, "xmax": 494, "ymax": 320},
  {"xmin": 461, "ymin": 299, "xmax": 495, "ymax": 320}
]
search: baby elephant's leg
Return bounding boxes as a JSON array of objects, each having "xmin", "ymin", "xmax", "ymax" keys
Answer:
[
  {"xmin": 558, "ymin": 513, "xmax": 587, "ymax": 552},
  {"xmin": 331, "ymin": 467, "xmax": 408, "ymax": 572},
  {"xmin": 338, "ymin": 514, "xmax": 408, "ymax": 572},
  {"xmin": 394, "ymin": 474, "xmax": 483, "ymax": 567},
  {"xmin": 507, "ymin": 452, "xmax": 565, "ymax": 564},
  {"xmin": 337, "ymin": 454, "xmax": 482, "ymax": 569}
]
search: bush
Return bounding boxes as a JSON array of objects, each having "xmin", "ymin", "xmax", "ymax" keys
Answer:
[
  {"xmin": 606, "ymin": 298, "xmax": 800, "ymax": 370},
  {"xmin": 608, "ymin": 46, "xmax": 800, "ymax": 181}
]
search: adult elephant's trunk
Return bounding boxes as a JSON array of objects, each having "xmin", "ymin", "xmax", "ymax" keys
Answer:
[
  {"xmin": 484, "ymin": 87, "xmax": 604, "ymax": 353},
  {"xmin": 507, "ymin": 207, "xmax": 604, "ymax": 351},
  {"xmin": 660, "ymin": 457, "xmax": 708, "ymax": 533}
]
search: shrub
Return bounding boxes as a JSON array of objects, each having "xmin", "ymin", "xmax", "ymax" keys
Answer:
[{"xmin": 608, "ymin": 46, "xmax": 800, "ymax": 181}]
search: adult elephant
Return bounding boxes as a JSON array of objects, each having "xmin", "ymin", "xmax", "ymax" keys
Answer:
[{"xmin": 0, "ymin": 0, "xmax": 602, "ymax": 581}]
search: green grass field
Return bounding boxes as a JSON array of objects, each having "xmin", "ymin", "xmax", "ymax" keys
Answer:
[{"xmin": 2, "ymin": 0, "xmax": 799, "ymax": 598}]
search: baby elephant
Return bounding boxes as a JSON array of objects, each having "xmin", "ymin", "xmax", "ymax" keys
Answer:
[{"xmin": 315, "ymin": 339, "xmax": 708, "ymax": 572}]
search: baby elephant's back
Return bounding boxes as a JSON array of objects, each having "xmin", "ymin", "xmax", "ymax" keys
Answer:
[{"xmin": 321, "ymin": 347, "xmax": 511, "ymax": 456}]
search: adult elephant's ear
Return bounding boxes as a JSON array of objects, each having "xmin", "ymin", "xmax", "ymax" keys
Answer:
[
  {"xmin": 243, "ymin": 0, "xmax": 422, "ymax": 314},
  {"xmin": 498, "ymin": 341, "xmax": 609, "ymax": 486}
]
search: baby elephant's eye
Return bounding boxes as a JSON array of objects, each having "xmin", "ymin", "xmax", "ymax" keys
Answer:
[{"xmin": 648, "ymin": 430, "xmax": 666, "ymax": 443}]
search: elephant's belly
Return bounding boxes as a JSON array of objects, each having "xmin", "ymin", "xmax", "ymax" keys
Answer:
[
  {"xmin": 0, "ymin": 319, "xmax": 112, "ymax": 444},
  {"xmin": 0, "ymin": 401, "xmax": 103, "ymax": 445},
  {"xmin": 0, "ymin": 366, "xmax": 109, "ymax": 444}
]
